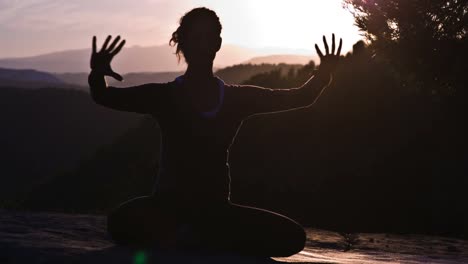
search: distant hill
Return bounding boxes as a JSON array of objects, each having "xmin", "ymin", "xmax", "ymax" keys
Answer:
[
  {"xmin": 215, "ymin": 63, "xmax": 303, "ymax": 84},
  {"xmin": 0, "ymin": 44, "xmax": 319, "ymax": 74},
  {"xmin": 0, "ymin": 44, "xmax": 260, "ymax": 73},
  {"xmin": 55, "ymin": 63, "xmax": 305, "ymax": 89},
  {"xmin": 0, "ymin": 68, "xmax": 65, "ymax": 89},
  {"xmin": 24, "ymin": 116, "xmax": 161, "ymax": 211},
  {"xmin": 243, "ymin": 54, "xmax": 316, "ymax": 65},
  {"xmin": 54, "ymin": 71, "xmax": 184, "ymax": 90},
  {"xmin": 0, "ymin": 68, "xmax": 183, "ymax": 91},
  {"xmin": 0, "ymin": 86, "xmax": 143, "ymax": 205}
]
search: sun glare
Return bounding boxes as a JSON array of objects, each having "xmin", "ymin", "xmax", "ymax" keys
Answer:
[
  {"xmin": 192, "ymin": 0, "xmax": 361, "ymax": 55},
  {"xmin": 0, "ymin": 0, "xmax": 362, "ymax": 59}
]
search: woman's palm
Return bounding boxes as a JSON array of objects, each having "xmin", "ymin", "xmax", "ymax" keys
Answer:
[
  {"xmin": 90, "ymin": 35, "xmax": 126, "ymax": 81},
  {"xmin": 315, "ymin": 34, "xmax": 342, "ymax": 74}
]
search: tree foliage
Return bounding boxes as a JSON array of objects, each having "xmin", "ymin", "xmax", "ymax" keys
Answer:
[{"xmin": 344, "ymin": 0, "xmax": 467, "ymax": 95}]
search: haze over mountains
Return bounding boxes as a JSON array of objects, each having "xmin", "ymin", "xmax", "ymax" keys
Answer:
[{"xmin": 0, "ymin": 44, "xmax": 316, "ymax": 73}]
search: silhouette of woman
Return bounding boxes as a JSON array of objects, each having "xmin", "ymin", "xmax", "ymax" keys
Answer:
[{"xmin": 89, "ymin": 7, "xmax": 342, "ymax": 257}]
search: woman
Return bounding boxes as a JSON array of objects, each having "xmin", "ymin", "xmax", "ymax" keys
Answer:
[{"xmin": 89, "ymin": 7, "xmax": 342, "ymax": 257}]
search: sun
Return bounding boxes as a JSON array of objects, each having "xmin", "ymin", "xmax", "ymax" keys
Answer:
[
  {"xmin": 192, "ymin": 0, "xmax": 362, "ymax": 55},
  {"xmin": 247, "ymin": 0, "xmax": 359, "ymax": 53}
]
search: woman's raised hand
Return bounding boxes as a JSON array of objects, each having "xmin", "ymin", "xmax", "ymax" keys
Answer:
[
  {"xmin": 90, "ymin": 35, "xmax": 126, "ymax": 81},
  {"xmin": 315, "ymin": 34, "xmax": 342, "ymax": 74}
]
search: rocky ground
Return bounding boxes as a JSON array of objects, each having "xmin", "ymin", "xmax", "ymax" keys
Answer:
[{"xmin": 0, "ymin": 209, "xmax": 467, "ymax": 263}]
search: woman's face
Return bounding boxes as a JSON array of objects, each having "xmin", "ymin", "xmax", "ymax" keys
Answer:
[{"xmin": 182, "ymin": 19, "xmax": 221, "ymax": 65}]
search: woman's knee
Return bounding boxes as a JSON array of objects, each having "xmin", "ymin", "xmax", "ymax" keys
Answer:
[
  {"xmin": 227, "ymin": 203, "xmax": 306, "ymax": 257},
  {"xmin": 261, "ymin": 212, "xmax": 306, "ymax": 257},
  {"xmin": 279, "ymin": 222, "xmax": 306, "ymax": 257},
  {"xmin": 106, "ymin": 196, "xmax": 157, "ymax": 244}
]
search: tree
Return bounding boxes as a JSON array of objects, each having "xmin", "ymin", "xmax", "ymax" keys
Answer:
[{"xmin": 344, "ymin": 0, "xmax": 467, "ymax": 96}]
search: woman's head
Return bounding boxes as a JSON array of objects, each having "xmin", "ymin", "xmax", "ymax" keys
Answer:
[{"xmin": 169, "ymin": 7, "xmax": 222, "ymax": 65}]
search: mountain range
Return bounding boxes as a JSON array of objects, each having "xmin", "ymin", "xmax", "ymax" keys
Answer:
[
  {"xmin": 0, "ymin": 44, "xmax": 315, "ymax": 73},
  {"xmin": 0, "ymin": 67, "xmax": 65, "ymax": 89},
  {"xmin": 0, "ymin": 64, "xmax": 305, "ymax": 91}
]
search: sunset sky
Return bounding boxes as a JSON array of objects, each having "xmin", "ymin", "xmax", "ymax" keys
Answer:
[{"xmin": 0, "ymin": 0, "xmax": 363, "ymax": 58}]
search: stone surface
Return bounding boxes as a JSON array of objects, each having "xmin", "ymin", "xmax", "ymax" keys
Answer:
[{"xmin": 0, "ymin": 209, "xmax": 467, "ymax": 263}]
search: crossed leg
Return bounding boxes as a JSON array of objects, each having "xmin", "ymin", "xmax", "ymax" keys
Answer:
[{"xmin": 107, "ymin": 196, "xmax": 306, "ymax": 257}]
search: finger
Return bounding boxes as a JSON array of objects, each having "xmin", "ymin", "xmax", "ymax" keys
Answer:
[
  {"xmin": 101, "ymin": 35, "xmax": 112, "ymax": 52},
  {"xmin": 331, "ymin": 34, "xmax": 336, "ymax": 55},
  {"xmin": 315, "ymin": 44, "xmax": 324, "ymax": 58},
  {"xmin": 323, "ymin": 35, "xmax": 329, "ymax": 55},
  {"xmin": 92, "ymin": 36, "xmax": 97, "ymax": 54},
  {"xmin": 110, "ymin": 71, "xmax": 123, "ymax": 82},
  {"xmin": 110, "ymin": 39, "xmax": 126, "ymax": 56},
  {"xmin": 108, "ymin": 35, "xmax": 121, "ymax": 52},
  {"xmin": 337, "ymin": 38, "xmax": 343, "ymax": 56}
]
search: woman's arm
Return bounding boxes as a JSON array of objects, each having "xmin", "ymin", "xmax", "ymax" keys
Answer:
[
  {"xmin": 237, "ymin": 71, "xmax": 332, "ymax": 117},
  {"xmin": 239, "ymin": 34, "xmax": 342, "ymax": 118},
  {"xmin": 88, "ymin": 35, "xmax": 162, "ymax": 114},
  {"xmin": 88, "ymin": 71, "xmax": 162, "ymax": 114}
]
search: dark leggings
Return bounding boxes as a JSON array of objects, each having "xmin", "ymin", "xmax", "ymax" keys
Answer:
[{"xmin": 107, "ymin": 196, "xmax": 306, "ymax": 257}]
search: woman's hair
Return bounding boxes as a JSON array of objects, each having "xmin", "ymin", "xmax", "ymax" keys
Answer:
[{"xmin": 169, "ymin": 7, "xmax": 222, "ymax": 62}]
